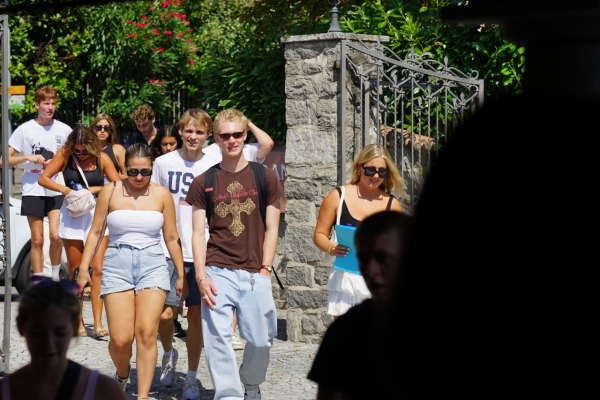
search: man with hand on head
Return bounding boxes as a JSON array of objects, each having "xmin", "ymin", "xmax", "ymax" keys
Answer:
[
  {"xmin": 186, "ymin": 109, "xmax": 282, "ymax": 400},
  {"xmin": 0, "ymin": 86, "xmax": 71, "ymax": 282},
  {"xmin": 308, "ymin": 210, "xmax": 412, "ymax": 400},
  {"xmin": 151, "ymin": 109, "xmax": 219, "ymax": 400}
]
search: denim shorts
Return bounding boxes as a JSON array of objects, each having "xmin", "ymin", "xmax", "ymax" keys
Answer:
[{"xmin": 100, "ymin": 243, "xmax": 170, "ymax": 297}]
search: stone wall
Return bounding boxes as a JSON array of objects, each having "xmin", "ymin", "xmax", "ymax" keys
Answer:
[{"xmin": 279, "ymin": 33, "xmax": 388, "ymax": 343}]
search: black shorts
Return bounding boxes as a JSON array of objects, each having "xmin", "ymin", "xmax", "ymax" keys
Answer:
[{"xmin": 21, "ymin": 195, "xmax": 64, "ymax": 217}]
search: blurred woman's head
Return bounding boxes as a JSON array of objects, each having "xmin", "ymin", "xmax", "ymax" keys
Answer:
[
  {"xmin": 63, "ymin": 126, "xmax": 102, "ymax": 162},
  {"xmin": 151, "ymin": 125, "xmax": 182, "ymax": 157},
  {"xmin": 91, "ymin": 113, "xmax": 118, "ymax": 146},
  {"xmin": 350, "ymin": 144, "xmax": 404, "ymax": 195},
  {"xmin": 17, "ymin": 280, "xmax": 80, "ymax": 367}
]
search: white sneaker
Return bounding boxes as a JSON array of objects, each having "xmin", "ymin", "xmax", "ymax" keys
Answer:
[
  {"xmin": 114, "ymin": 363, "xmax": 130, "ymax": 393},
  {"xmin": 182, "ymin": 306, "xmax": 188, "ymax": 318},
  {"xmin": 244, "ymin": 384, "xmax": 261, "ymax": 400},
  {"xmin": 232, "ymin": 332, "xmax": 245, "ymax": 351},
  {"xmin": 160, "ymin": 348, "xmax": 178, "ymax": 387},
  {"xmin": 182, "ymin": 376, "xmax": 200, "ymax": 400}
]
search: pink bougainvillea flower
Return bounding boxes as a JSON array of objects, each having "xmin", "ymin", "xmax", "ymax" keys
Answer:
[
  {"xmin": 176, "ymin": 33, "xmax": 183, "ymax": 38},
  {"xmin": 135, "ymin": 22, "xmax": 149, "ymax": 28},
  {"xmin": 183, "ymin": 20, "xmax": 190, "ymax": 24},
  {"xmin": 186, "ymin": 38, "xmax": 193, "ymax": 43},
  {"xmin": 154, "ymin": 31, "xmax": 160, "ymax": 36},
  {"xmin": 160, "ymin": 0, "xmax": 172, "ymax": 8},
  {"xmin": 141, "ymin": 16, "xmax": 148, "ymax": 20},
  {"xmin": 159, "ymin": 48, "xmax": 164, "ymax": 52},
  {"xmin": 164, "ymin": 30, "xmax": 172, "ymax": 35},
  {"xmin": 149, "ymin": 79, "xmax": 157, "ymax": 83},
  {"xmin": 144, "ymin": 37, "xmax": 148, "ymax": 40},
  {"xmin": 188, "ymin": 28, "xmax": 193, "ymax": 33},
  {"xmin": 175, "ymin": 0, "xmax": 181, "ymax": 5},
  {"xmin": 188, "ymin": 59, "xmax": 194, "ymax": 65},
  {"xmin": 125, "ymin": 20, "xmax": 134, "ymax": 24},
  {"xmin": 162, "ymin": 61, "xmax": 167, "ymax": 64},
  {"xmin": 158, "ymin": 81, "xmax": 164, "ymax": 85}
]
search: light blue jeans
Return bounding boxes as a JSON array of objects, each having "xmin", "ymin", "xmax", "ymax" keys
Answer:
[{"xmin": 202, "ymin": 266, "xmax": 277, "ymax": 400}]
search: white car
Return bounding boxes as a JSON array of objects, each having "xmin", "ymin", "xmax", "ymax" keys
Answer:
[{"xmin": 1, "ymin": 191, "xmax": 69, "ymax": 294}]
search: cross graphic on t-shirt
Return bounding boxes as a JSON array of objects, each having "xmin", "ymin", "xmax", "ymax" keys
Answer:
[{"xmin": 215, "ymin": 181, "xmax": 256, "ymax": 236}]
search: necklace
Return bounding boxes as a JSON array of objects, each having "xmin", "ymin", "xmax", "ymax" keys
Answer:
[{"xmin": 124, "ymin": 181, "xmax": 150, "ymax": 199}]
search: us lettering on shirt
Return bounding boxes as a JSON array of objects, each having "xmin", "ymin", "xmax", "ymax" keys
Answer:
[{"xmin": 167, "ymin": 171, "xmax": 195, "ymax": 196}]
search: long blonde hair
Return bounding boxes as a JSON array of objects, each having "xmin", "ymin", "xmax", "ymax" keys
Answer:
[
  {"xmin": 91, "ymin": 113, "xmax": 118, "ymax": 146},
  {"xmin": 350, "ymin": 144, "xmax": 405, "ymax": 195}
]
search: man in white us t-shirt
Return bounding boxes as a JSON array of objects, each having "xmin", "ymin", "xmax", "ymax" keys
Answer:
[
  {"xmin": 0, "ymin": 87, "xmax": 71, "ymax": 281},
  {"xmin": 151, "ymin": 109, "xmax": 219, "ymax": 400},
  {"xmin": 202, "ymin": 119, "xmax": 273, "ymax": 164}
]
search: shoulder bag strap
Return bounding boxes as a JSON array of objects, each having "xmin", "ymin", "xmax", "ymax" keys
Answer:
[
  {"xmin": 336, "ymin": 186, "xmax": 345, "ymax": 226},
  {"xmin": 386, "ymin": 194, "xmax": 394, "ymax": 211},
  {"xmin": 91, "ymin": 182, "xmax": 116, "ymax": 260},
  {"xmin": 72, "ymin": 156, "xmax": 92, "ymax": 190}
]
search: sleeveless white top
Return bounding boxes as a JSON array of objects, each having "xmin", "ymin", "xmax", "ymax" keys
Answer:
[{"xmin": 107, "ymin": 210, "xmax": 164, "ymax": 248}]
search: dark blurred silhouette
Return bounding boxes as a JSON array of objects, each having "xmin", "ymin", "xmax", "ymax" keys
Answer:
[{"xmin": 377, "ymin": 2, "xmax": 600, "ymax": 398}]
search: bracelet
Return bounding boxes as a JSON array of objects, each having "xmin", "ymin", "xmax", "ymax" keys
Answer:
[
  {"xmin": 198, "ymin": 277, "xmax": 208, "ymax": 284},
  {"xmin": 61, "ymin": 186, "xmax": 67, "ymax": 195},
  {"xmin": 327, "ymin": 243, "xmax": 333, "ymax": 256}
]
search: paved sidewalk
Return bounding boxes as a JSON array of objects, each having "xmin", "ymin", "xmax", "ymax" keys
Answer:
[{"xmin": 1, "ymin": 295, "xmax": 319, "ymax": 399}]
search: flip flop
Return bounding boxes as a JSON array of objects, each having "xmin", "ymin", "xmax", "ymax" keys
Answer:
[
  {"xmin": 83, "ymin": 289, "xmax": 92, "ymax": 300},
  {"xmin": 94, "ymin": 327, "xmax": 109, "ymax": 339},
  {"xmin": 78, "ymin": 329, "xmax": 88, "ymax": 337}
]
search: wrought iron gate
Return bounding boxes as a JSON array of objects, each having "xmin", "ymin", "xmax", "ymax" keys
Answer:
[{"xmin": 339, "ymin": 35, "xmax": 485, "ymax": 213}]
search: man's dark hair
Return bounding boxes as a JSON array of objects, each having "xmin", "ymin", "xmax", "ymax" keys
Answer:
[{"xmin": 355, "ymin": 211, "xmax": 412, "ymax": 243}]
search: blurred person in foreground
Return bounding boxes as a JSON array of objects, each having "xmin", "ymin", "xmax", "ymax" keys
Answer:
[
  {"xmin": 0, "ymin": 279, "xmax": 125, "ymax": 400},
  {"xmin": 377, "ymin": 94, "xmax": 600, "ymax": 398},
  {"xmin": 308, "ymin": 211, "xmax": 411, "ymax": 400}
]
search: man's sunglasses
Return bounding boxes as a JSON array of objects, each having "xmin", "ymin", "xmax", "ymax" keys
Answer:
[
  {"xmin": 361, "ymin": 165, "xmax": 390, "ymax": 178},
  {"xmin": 72, "ymin": 150, "xmax": 91, "ymax": 156},
  {"xmin": 126, "ymin": 169, "xmax": 153, "ymax": 177},
  {"xmin": 217, "ymin": 132, "xmax": 244, "ymax": 141},
  {"xmin": 94, "ymin": 125, "xmax": 112, "ymax": 132}
]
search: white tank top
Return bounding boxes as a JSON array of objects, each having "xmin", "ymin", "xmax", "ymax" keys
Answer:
[{"xmin": 107, "ymin": 210, "xmax": 164, "ymax": 248}]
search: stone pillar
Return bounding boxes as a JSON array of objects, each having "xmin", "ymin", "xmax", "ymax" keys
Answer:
[{"xmin": 280, "ymin": 33, "xmax": 388, "ymax": 343}]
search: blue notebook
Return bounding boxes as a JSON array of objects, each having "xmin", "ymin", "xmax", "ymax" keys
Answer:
[{"xmin": 333, "ymin": 224, "xmax": 361, "ymax": 275}]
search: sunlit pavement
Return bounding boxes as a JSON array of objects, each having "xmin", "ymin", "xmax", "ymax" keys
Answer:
[{"xmin": 1, "ymin": 290, "xmax": 319, "ymax": 400}]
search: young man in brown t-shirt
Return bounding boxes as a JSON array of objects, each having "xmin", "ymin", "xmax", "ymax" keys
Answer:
[{"xmin": 186, "ymin": 109, "xmax": 282, "ymax": 400}]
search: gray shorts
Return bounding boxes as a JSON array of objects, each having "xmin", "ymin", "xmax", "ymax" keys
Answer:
[{"xmin": 164, "ymin": 259, "xmax": 201, "ymax": 307}]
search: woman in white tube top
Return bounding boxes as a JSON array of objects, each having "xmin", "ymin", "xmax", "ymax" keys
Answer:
[
  {"xmin": 76, "ymin": 143, "xmax": 184, "ymax": 399},
  {"xmin": 313, "ymin": 144, "xmax": 404, "ymax": 318}
]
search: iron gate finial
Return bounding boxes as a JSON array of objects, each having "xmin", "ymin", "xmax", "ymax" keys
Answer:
[{"xmin": 328, "ymin": 0, "xmax": 342, "ymax": 33}]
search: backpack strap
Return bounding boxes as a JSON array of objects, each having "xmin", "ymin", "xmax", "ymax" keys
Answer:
[
  {"xmin": 204, "ymin": 164, "xmax": 220, "ymax": 226},
  {"xmin": 249, "ymin": 162, "xmax": 267, "ymax": 226}
]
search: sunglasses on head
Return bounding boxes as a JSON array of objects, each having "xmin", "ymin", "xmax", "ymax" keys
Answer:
[
  {"xmin": 72, "ymin": 150, "xmax": 91, "ymax": 156},
  {"xmin": 217, "ymin": 132, "xmax": 244, "ymax": 141},
  {"xmin": 126, "ymin": 169, "xmax": 153, "ymax": 177},
  {"xmin": 94, "ymin": 125, "xmax": 112, "ymax": 132},
  {"xmin": 31, "ymin": 276, "xmax": 82, "ymax": 296},
  {"xmin": 361, "ymin": 165, "xmax": 390, "ymax": 178}
]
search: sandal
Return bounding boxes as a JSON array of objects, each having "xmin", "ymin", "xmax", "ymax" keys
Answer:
[
  {"xmin": 82, "ymin": 289, "xmax": 92, "ymax": 300},
  {"xmin": 78, "ymin": 329, "xmax": 88, "ymax": 337},
  {"xmin": 94, "ymin": 327, "xmax": 109, "ymax": 339}
]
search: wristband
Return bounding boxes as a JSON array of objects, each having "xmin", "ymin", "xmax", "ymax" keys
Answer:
[
  {"xmin": 61, "ymin": 186, "xmax": 67, "ymax": 195},
  {"xmin": 327, "ymin": 243, "xmax": 333, "ymax": 256}
]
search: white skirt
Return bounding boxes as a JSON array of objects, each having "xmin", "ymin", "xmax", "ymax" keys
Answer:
[
  {"xmin": 58, "ymin": 202, "xmax": 108, "ymax": 243},
  {"xmin": 326, "ymin": 268, "xmax": 372, "ymax": 316},
  {"xmin": 58, "ymin": 202, "xmax": 95, "ymax": 242}
]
